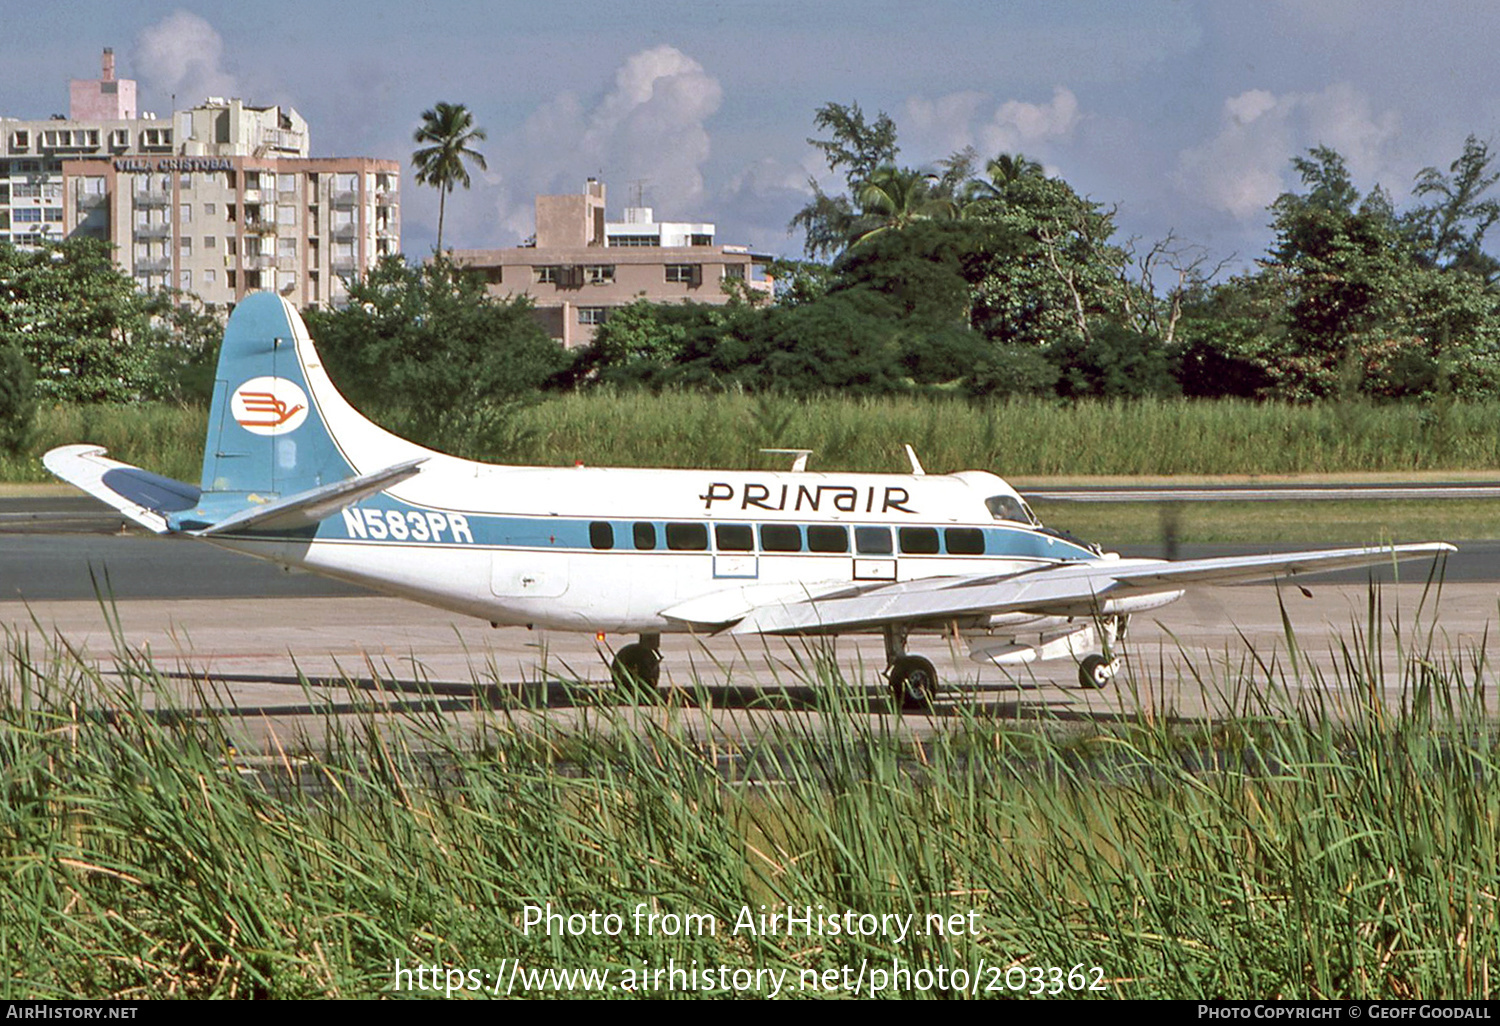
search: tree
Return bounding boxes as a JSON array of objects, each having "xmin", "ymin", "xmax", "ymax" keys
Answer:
[
  {"xmin": 960, "ymin": 158, "xmax": 1134, "ymax": 350},
  {"xmin": 1403, "ymin": 135, "xmax": 1500, "ymax": 281},
  {"xmin": 411, "ymin": 102, "xmax": 488, "ymax": 257},
  {"xmin": 0, "ymin": 342, "xmax": 35, "ymax": 454},
  {"xmin": 304, "ymin": 257, "xmax": 568, "ymax": 457},
  {"xmin": 850, "ymin": 165, "xmax": 957, "ymax": 245},
  {"xmin": 789, "ymin": 101, "xmax": 900, "ymax": 258},
  {"xmin": 0, "ymin": 238, "xmax": 165, "ymax": 401},
  {"xmin": 1264, "ymin": 147, "xmax": 1418, "ymax": 397}
]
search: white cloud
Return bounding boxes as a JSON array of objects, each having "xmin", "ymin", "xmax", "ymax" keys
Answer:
[
  {"xmin": 900, "ymin": 86, "xmax": 1081, "ymax": 167},
  {"xmin": 1175, "ymin": 83, "xmax": 1402, "ymax": 221},
  {"xmin": 484, "ymin": 45, "xmax": 723, "ymax": 242},
  {"xmin": 132, "ymin": 10, "xmax": 239, "ymax": 106}
]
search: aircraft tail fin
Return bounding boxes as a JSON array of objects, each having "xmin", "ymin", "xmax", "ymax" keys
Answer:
[
  {"xmin": 47, "ymin": 293, "xmax": 434, "ymax": 535},
  {"xmin": 194, "ymin": 292, "xmax": 434, "ymax": 518}
]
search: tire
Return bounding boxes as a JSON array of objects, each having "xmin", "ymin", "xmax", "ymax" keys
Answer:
[
  {"xmin": 889, "ymin": 655, "xmax": 939, "ymax": 711},
  {"xmin": 611, "ymin": 642, "xmax": 661, "ymax": 696},
  {"xmin": 1078, "ymin": 653, "xmax": 1114, "ymax": 689}
]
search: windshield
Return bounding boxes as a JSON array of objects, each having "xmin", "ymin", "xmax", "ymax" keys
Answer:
[{"xmin": 985, "ymin": 494, "xmax": 1038, "ymax": 526}]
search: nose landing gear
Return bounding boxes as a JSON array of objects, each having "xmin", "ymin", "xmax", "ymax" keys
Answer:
[{"xmin": 1076, "ymin": 615, "xmax": 1127, "ymax": 689}]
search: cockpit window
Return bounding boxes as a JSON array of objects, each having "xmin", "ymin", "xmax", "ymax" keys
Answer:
[{"xmin": 986, "ymin": 494, "xmax": 1038, "ymax": 526}]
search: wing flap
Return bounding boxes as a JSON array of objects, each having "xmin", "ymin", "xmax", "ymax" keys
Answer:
[
  {"xmin": 43, "ymin": 445, "xmax": 200, "ymax": 535},
  {"xmin": 727, "ymin": 543, "xmax": 1455, "ymax": 636}
]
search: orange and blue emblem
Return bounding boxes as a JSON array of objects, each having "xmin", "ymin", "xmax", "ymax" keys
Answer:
[{"xmin": 231, "ymin": 376, "xmax": 308, "ymax": 435}]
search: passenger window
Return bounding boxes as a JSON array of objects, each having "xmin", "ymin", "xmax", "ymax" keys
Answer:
[
  {"xmin": 899, "ymin": 527, "xmax": 940, "ymax": 555},
  {"xmin": 760, "ymin": 524, "xmax": 802, "ymax": 552},
  {"xmin": 665, "ymin": 522, "xmax": 708, "ymax": 551},
  {"xmin": 589, "ymin": 521, "xmax": 614, "ymax": 550},
  {"xmin": 806, "ymin": 524, "xmax": 848, "ymax": 553},
  {"xmin": 944, "ymin": 527, "xmax": 985, "ymax": 555},
  {"xmin": 715, "ymin": 523, "xmax": 754, "ymax": 551},
  {"xmin": 855, "ymin": 526, "xmax": 893, "ymax": 555},
  {"xmin": 633, "ymin": 522, "xmax": 656, "ymax": 550}
]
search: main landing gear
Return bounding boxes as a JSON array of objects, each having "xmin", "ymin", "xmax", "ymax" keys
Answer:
[
  {"xmin": 885, "ymin": 625, "xmax": 938, "ymax": 711},
  {"xmin": 1076, "ymin": 615, "xmax": 1128, "ymax": 689},
  {"xmin": 610, "ymin": 633, "xmax": 662, "ymax": 695}
]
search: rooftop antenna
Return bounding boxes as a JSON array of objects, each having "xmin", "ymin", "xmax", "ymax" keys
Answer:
[{"xmin": 629, "ymin": 178, "xmax": 649, "ymax": 208}]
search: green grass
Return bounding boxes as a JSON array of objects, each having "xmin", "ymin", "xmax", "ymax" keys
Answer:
[
  {"xmin": 12, "ymin": 393, "xmax": 1500, "ymax": 485},
  {"xmin": 1, "ymin": 591, "xmax": 1496, "ymax": 999},
  {"xmin": 4, "ymin": 403, "xmax": 206, "ymax": 484},
  {"xmin": 1033, "ymin": 498, "xmax": 1500, "ymax": 546}
]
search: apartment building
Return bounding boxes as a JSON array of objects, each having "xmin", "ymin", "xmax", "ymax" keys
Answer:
[
  {"xmin": 451, "ymin": 179, "xmax": 772, "ymax": 347},
  {"xmin": 1, "ymin": 49, "xmax": 398, "ymax": 309}
]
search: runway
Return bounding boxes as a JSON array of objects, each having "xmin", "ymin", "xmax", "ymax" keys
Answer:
[
  {"xmin": 1, "ymin": 548, "xmax": 1488, "ymax": 751},
  {"xmin": 2, "ymin": 492, "xmax": 1491, "ymax": 751}
]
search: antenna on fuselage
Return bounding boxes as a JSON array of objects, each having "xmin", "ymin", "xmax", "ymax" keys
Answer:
[
  {"xmin": 761, "ymin": 448, "xmax": 813, "ymax": 472},
  {"xmin": 903, "ymin": 444, "xmax": 926, "ymax": 476}
]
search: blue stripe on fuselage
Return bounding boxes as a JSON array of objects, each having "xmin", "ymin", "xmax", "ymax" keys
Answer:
[{"xmin": 216, "ymin": 494, "xmax": 1098, "ymax": 562}]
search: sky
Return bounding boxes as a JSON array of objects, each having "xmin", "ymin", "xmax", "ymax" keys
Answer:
[{"xmin": 7, "ymin": 2, "xmax": 1500, "ymax": 275}]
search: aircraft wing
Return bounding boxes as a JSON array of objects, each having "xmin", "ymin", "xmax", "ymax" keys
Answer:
[
  {"xmin": 42, "ymin": 444, "xmax": 200, "ymax": 535},
  {"xmin": 724, "ymin": 543, "xmax": 1455, "ymax": 636}
]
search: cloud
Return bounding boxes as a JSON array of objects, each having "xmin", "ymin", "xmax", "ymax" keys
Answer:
[
  {"xmin": 900, "ymin": 87, "xmax": 1081, "ymax": 167},
  {"xmin": 132, "ymin": 11, "xmax": 239, "ymax": 106},
  {"xmin": 482, "ymin": 45, "xmax": 723, "ymax": 242},
  {"xmin": 1175, "ymin": 83, "xmax": 1402, "ymax": 221}
]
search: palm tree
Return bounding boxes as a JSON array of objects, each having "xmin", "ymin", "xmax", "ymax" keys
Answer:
[
  {"xmin": 850, "ymin": 165, "xmax": 957, "ymax": 246},
  {"xmin": 411, "ymin": 102, "xmax": 488, "ymax": 257},
  {"xmin": 960, "ymin": 152, "xmax": 1045, "ymax": 212}
]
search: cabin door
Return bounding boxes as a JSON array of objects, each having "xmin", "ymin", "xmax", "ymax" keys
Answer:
[{"xmin": 852, "ymin": 525, "xmax": 897, "ymax": 581}]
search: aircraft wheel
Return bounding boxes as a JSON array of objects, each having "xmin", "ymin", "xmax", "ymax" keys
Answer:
[
  {"xmin": 1078, "ymin": 654, "xmax": 1116, "ymax": 689},
  {"xmin": 889, "ymin": 655, "xmax": 939, "ymax": 711},
  {"xmin": 611, "ymin": 642, "xmax": 661, "ymax": 697}
]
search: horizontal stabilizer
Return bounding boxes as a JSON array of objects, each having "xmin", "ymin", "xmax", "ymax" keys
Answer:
[
  {"xmin": 193, "ymin": 458, "xmax": 426, "ymax": 536},
  {"xmin": 42, "ymin": 445, "xmax": 200, "ymax": 535}
]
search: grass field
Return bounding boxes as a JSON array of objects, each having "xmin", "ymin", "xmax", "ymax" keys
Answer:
[
  {"xmin": 11, "ymin": 395, "xmax": 1500, "ymax": 545},
  {"xmin": 1, "ymin": 595, "xmax": 1496, "ymax": 1000},
  {"xmin": 11, "ymin": 393, "xmax": 1500, "ymax": 485}
]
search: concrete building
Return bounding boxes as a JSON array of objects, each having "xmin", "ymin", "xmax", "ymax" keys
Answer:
[
  {"xmin": 1, "ymin": 49, "xmax": 399, "ymax": 309},
  {"xmin": 451, "ymin": 179, "xmax": 772, "ymax": 348}
]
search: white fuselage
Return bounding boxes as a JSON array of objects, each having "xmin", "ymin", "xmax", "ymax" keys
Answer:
[{"xmin": 209, "ymin": 464, "xmax": 1108, "ymax": 636}]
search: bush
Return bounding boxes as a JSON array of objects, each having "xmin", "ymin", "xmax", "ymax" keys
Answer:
[
  {"xmin": 0, "ymin": 344, "xmax": 36, "ymax": 454},
  {"xmin": 1050, "ymin": 323, "xmax": 1180, "ymax": 399}
]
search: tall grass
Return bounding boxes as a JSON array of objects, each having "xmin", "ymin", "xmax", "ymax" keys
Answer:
[
  {"xmin": 1, "ymin": 590, "xmax": 1495, "ymax": 999},
  {"xmin": 4, "ymin": 403, "xmax": 206, "ymax": 484},
  {"xmin": 11, "ymin": 395, "xmax": 1500, "ymax": 484},
  {"xmin": 511, "ymin": 392, "xmax": 1500, "ymax": 476}
]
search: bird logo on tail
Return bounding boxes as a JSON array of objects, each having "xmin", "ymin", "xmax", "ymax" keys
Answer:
[{"xmin": 231, "ymin": 376, "xmax": 309, "ymax": 435}]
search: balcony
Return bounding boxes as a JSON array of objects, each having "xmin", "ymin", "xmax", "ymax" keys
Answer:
[
  {"xmin": 244, "ymin": 219, "xmax": 279, "ymax": 236},
  {"xmin": 132, "ymin": 191, "xmax": 171, "ymax": 208},
  {"xmin": 134, "ymin": 257, "xmax": 171, "ymax": 273},
  {"xmin": 330, "ymin": 190, "xmax": 359, "ymax": 207},
  {"xmin": 134, "ymin": 224, "xmax": 171, "ymax": 240}
]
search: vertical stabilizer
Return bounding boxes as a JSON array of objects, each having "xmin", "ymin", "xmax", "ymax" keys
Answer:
[{"xmin": 199, "ymin": 293, "xmax": 355, "ymax": 500}]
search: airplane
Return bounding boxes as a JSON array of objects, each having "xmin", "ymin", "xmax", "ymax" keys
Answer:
[{"xmin": 44, "ymin": 292, "xmax": 1455, "ymax": 709}]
